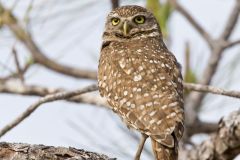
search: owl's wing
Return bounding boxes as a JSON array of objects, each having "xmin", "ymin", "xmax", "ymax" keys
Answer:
[{"xmin": 116, "ymin": 50, "xmax": 184, "ymax": 148}]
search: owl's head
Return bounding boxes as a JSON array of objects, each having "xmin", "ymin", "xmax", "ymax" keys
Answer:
[{"xmin": 103, "ymin": 5, "xmax": 162, "ymax": 41}]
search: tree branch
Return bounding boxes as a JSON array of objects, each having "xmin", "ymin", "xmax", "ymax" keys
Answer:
[
  {"xmin": 12, "ymin": 47, "xmax": 24, "ymax": 82},
  {"xmin": 224, "ymin": 39, "xmax": 240, "ymax": 49},
  {"xmin": 182, "ymin": 0, "xmax": 240, "ymax": 128},
  {"xmin": 180, "ymin": 110, "xmax": 240, "ymax": 160},
  {"xmin": 0, "ymin": 3, "xmax": 97, "ymax": 80},
  {"xmin": 184, "ymin": 83, "xmax": 240, "ymax": 99},
  {"xmin": 168, "ymin": 0, "xmax": 213, "ymax": 48},
  {"xmin": 0, "ymin": 142, "xmax": 114, "ymax": 160},
  {"xmin": 0, "ymin": 84, "xmax": 98, "ymax": 138},
  {"xmin": 0, "ymin": 82, "xmax": 107, "ymax": 107},
  {"xmin": 0, "ymin": 82, "xmax": 239, "ymax": 139},
  {"xmin": 221, "ymin": 0, "xmax": 240, "ymax": 40}
]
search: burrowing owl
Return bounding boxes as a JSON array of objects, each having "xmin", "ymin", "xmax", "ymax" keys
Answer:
[{"xmin": 98, "ymin": 5, "xmax": 184, "ymax": 160}]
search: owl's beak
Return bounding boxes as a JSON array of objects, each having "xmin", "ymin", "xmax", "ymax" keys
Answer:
[{"xmin": 123, "ymin": 21, "xmax": 129, "ymax": 36}]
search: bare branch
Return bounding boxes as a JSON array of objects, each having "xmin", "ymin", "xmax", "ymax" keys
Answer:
[
  {"xmin": 0, "ymin": 82, "xmax": 107, "ymax": 107},
  {"xmin": 0, "ymin": 142, "xmax": 113, "ymax": 160},
  {"xmin": 0, "ymin": 84, "xmax": 98, "ymax": 138},
  {"xmin": 221, "ymin": 0, "xmax": 240, "ymax": 40},
  {"xmin": 0, "ymin": 60, "xmax": 32, "ymax": 83},
  {"xmin": 0, "ymin": 3, "xmax": 97, "ymax": 80},
  {"xmin": 224, "ymin": 39, "xmax": 240, "ymax": 49},
  {"xmin": 187, "ymin": 121, "xmax": 218, "ymax": 136},
  {"xmin": 168, "ymin": 0, "xmax": 213, "ymax": 48},
  {"xmin": 12, "ymin": 47, "xmax": 24, "ymax": 82},
  {"xmin": 180, "ymin": 110, "xmax": 240, "ymax": 160},
  {"xmin": 183, "ymin": 0, "xmax": 240, "ymax": 128},
  {"xmin": 1, "ymin": 81, "xmax": 240, "ymax": 101},
  {"xmin": 184, "ymin": 83, "xmax": 240, "ymax": 99}
]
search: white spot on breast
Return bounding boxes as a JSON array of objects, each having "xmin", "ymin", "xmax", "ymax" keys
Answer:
[
  {"xmin": 169, "ymin": 102, "xmax": 178, "ymax": 107},
  {"xmin": 131, "ymin": 104, "xmax": 136, "ymax": 108},
  {"xmin": 138, "ymin": 66, "xmax": 144, "ymax": 71},
  {"xmin": 154, "ymin": 101, "xmax": 160, "ymax": 105},
  {"xmin": 157, "ymin": 120, "xmax": 162, "ymax": 125},
  {"xmin": 167, "ymin": 112, "xmax": 176, "ymax": 118},
  {"xmin": 139, "ymin": 105, "xmax": 145, "ymax": 110},
  {"xmin": 133, "ymin": 87, "xmax": 137, "ymax": 92},
  {"xmin": 120, "ymin": 98, "xmax": 127, "ymax": 106},
  {"xmin": 144, "ymin": 93, "xmax": 149, "ymax": 97},
  {"xmin": 125, "ymin": 69, "xmax": 132, "ymax": 75},
  {"xmin": 146, "ymin": 102, "xmax": 153, "ymax": 107},
  {"xmin": 162, "ymin": 105, "xmax": 167, "ymax": 109},
  {"xmin": 149, "ymin": 119, "xmax": 156, "ymax": 124},
  {"xmin": 119, "ymin": 59, "xmax": 126, "ymax": 68},
  {"xmin": 160, "ymin": 76, "xmax": 166, "ymax": 80},
  {"xmin": 123, "ymin": 91, "xmax": 128, "ymax": 96},
  {"xmin": 102, "ymin": 82, "xmax": 106, "ymax": 88},
  {"xmin": 149, "ymin": 111, "xmax": 157, "ymax": 116},
  {"xmin": 137, "ymin": 88, "xmax": 142, "ymax": 92},
  {"xmin": 151, "ymin": 69, "xmax": 155, "ymax": 73},
  {"xmin": 134, "ymin": 75, "xmax": 142, "ymax": 81}
]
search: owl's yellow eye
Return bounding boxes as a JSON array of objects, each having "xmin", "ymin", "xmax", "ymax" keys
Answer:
[
  {"xmin": 134, "ymin": 16, "xmax": 145, "ymax": 24},
  {"xmin": 111, "ymin": 18, "xmax": 120, "ymax": 26}
]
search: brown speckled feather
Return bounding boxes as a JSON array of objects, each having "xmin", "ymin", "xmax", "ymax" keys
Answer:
[{"xmin": 98, "ymin": 5, "xmax": 184, "ymax": 160}]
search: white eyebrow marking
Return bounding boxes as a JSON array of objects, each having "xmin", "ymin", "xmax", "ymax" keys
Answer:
[{"xmin": 109, "ymin": 13, "xmax": 119, "ymax": 17}]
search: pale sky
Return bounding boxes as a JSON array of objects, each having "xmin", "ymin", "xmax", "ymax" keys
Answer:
[{"xmin": 0, "ymin": 0, "xmax": 240, "ymax": 159}]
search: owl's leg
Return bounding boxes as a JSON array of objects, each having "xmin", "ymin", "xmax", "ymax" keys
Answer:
[{"xmin": 134, "ymin": 133, "xmax": 148, "ymax": 160}]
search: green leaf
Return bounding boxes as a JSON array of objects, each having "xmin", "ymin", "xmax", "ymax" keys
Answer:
[{"xmin": 146, "ymin": 0, "xmax": 173, "ymax": 38}]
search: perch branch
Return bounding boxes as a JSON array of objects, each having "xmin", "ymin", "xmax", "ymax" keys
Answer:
[
  {"xmin": 0, "ymin": 82, "xmax": 107, "ymax": 107},
  {"xmin": 0, "ymin": 84, "xmax": 98, "ymax": 138},
  {"xmin": 0, "ymin": 3, "xmax": 97, "ymax": 80},
  {"xmin": 184, "ymin": 83, "xmax": 240, "ymax": 99},
  {"xmin": 180, "ymin": 110, "xmax": 240, "ymax": 160},
  {"xmin": 0, "ymin": 142, "xmax": 114, "ymax": 160}
]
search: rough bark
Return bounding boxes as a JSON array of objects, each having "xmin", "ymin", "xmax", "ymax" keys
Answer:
[
  {"xmin": 180, "ymin": 110, "xmax": 240, "ymax": 160},
  {"xmin": 0, "ymin": 142, "xmax": 115, "ymax": 160}
]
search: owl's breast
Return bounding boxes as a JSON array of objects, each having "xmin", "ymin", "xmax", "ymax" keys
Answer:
[{"xmin": 98, "ymin": 40, "xmax": 175, "ymax": 108}]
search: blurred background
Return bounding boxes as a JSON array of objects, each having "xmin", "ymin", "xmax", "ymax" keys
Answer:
[{"xmin": 0, "ymin": 0, "xmax": 240, "ymax": 159}]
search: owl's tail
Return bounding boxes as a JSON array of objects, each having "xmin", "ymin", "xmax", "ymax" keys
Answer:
[{"xmin": 150, "ymin": 137, "xmax": 178, "ymax": 160}]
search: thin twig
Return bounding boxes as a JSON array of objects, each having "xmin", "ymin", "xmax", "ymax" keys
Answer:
[
  {"xmin": 220, "ymin": 0, "xmax": 240, "ymax": 40},
  {"xmin": 12, "ymin": 47, "xmax": 24, "ymax": 82},
  {"xmin": 179, "ymin": 0, "xmax": 240, "ymax": 128},
  {"xmin": 0, "ymin": 82, "xmax": 108, "ymax": 107},
  {"xmin": 0, "ymin": 3, "xmax": 97, "ymax": 80},
  {"xmin": 0, "ymin": 84, "xmax": 98, "ymax": 138},
  {"xmin": 1, "ymin": 82, "xmax": 240, "ymax": 100},
  {"xmin": 168, "ymin": 0, "xmax": 213, "ymax": 48},
  {"xmin": 184, "ymin": 83, "xmax": 240, "ymax": 99},
  {"xmin": 224, "ymin": 39, "xmax": 240, "ymax": 49}
]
